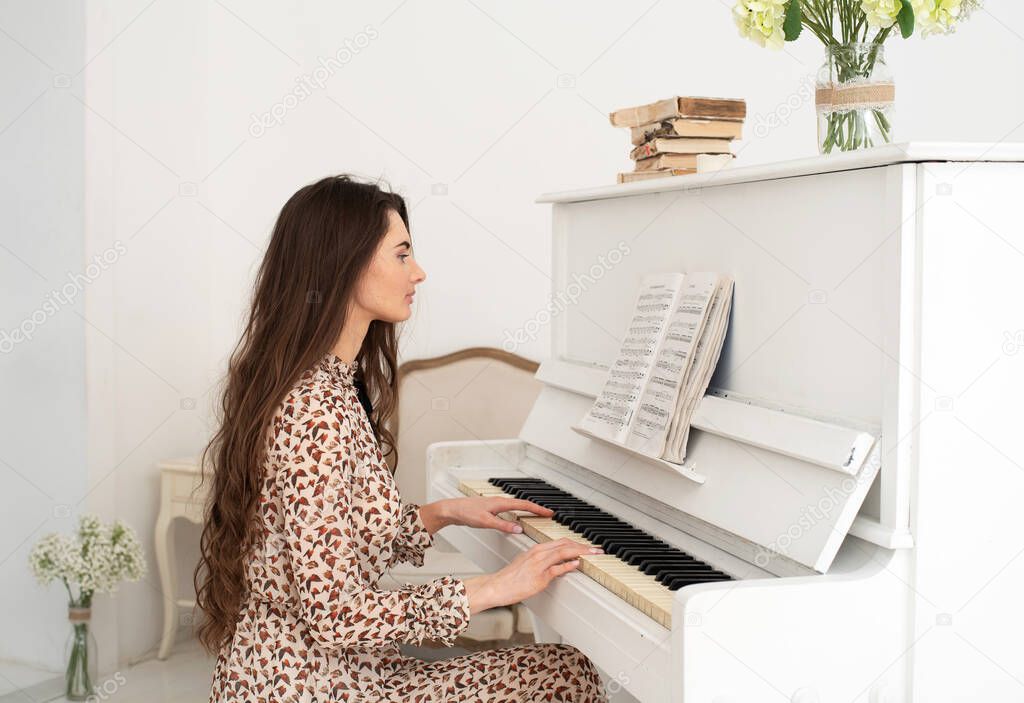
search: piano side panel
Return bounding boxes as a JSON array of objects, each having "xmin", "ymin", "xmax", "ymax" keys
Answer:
[
  {"xmin": 910, "ymin": 162, "xmax": 1024, "ymax": 699},
  {"xmin": 672, "ymin": 542, "xmax": 911, "ymax": 702}
]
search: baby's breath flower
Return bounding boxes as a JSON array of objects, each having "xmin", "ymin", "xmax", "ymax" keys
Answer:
[
  {"xmin": 733, "ymin": 0, "xmax": 788, "ymax": 50},
  {"xmin": 27, "ymin": 514, "xmax": 146, "ymax": 604},
  {"xmin": 860, "ymin": 0, "xmax": 903, "ymax": 28},
  {"xmin": 28, "ymin": 533, "xmax": 69, "ymax": 585}
]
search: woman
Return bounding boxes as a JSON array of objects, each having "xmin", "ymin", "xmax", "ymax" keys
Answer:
[{"xmin": 195, "ymin": 175, "xmax": 608, "ymax": 701}]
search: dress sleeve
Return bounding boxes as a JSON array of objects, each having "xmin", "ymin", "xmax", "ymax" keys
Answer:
[
  {"xmin": 387, "ymin": 500, "xmax": 435, "ymax": 568},
  {"xmin": 278, "ymin": 394, "xmax": 471, "ymax": 649}
]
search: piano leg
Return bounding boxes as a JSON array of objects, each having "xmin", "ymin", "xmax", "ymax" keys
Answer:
[
  {"xmin": 525, "ymin": 607, "xmax": 643, "ymax": 702},
  {"xmin": 523, "ymin": 605, "xmax": 562, "ymax": 644}
]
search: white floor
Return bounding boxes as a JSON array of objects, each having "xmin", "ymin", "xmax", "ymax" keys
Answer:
[
  {"xmin": 0, "ymin": 640, "xmax": 215, "ymax": 703},
  {"xmin": 0, "ymin": 637, "xmax": 638, "ymax": 702},
  {"xmin": 0, "ymin": 658, "xmax": 57, "ymax": 697}
]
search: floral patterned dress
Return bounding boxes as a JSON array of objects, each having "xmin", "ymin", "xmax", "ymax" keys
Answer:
[{"xmin": 209, "ymin": 351, "xmax": 607, "ymax": 702}]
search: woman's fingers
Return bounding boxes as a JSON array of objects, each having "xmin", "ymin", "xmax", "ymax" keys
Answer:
[
  {"xmin": 486, "ymin": 514, "xmax": 522, "ymax": 533},
  {"xmin": 534, "ymin": 537, "xmax": 598, "ymax": 553},
  {"xmin": 541, "ymin": 542, "xmax": 601, "ymax": 567},
  {"xmin": 491, "ymin": 498, "xmax": 554, "ymax": 516},
  {"xmin": 548, "ymin": 559, "xmax": 581, "ymax": 577}
]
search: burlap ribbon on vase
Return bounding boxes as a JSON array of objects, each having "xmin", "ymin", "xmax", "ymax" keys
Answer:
[
  {"xmin": 68, "ymin": 607, "xmax": 91, "ymax": 623},
  {"xmin": 815, "ymin": 82, "xmax": 895, "ymax": 111}
]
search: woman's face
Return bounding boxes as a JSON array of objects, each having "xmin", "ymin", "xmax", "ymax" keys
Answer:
[{"xmin": 353, "ymin": 208, "xmax": 426, "ymax": 323}]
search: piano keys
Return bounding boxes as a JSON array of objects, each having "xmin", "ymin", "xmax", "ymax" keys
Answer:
[{"xmin": 459, "ymin": 477, "xmax": 733, "ymax": 628}]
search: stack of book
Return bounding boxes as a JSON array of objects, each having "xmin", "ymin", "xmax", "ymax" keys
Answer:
[{"xmin": 609, "ymin": 96, "xmax": 746, "ymax": 184}]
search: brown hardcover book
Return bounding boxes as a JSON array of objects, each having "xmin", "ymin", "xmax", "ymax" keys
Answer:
[
  {"xmin": 610, "ymin": 96, "xmax": 746, "ymax": 128},
  {"xmin": 630, "ymin": 118, "xmax": 744, "ymax": 146},
  {"xmin": 617, "ymin": 169, "xmax": 695, "ymax": 183},
  {"xmin": 629, "ymin": 137, "xmax": 734, "ymax": 160},
  {"xmin": 635, "ymin": 153, "xmax": 737, "ymax": 171}
]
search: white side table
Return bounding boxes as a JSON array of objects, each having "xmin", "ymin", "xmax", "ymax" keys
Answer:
[{"xmin": 154, "ymin": 457, "xmax": 207, "ymax": 659}]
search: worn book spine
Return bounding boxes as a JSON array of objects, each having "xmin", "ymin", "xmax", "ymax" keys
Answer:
[
  {"xmin": 609, "ymin": 96, "xmax": 747, "ymax": 128},
  {"xmin": 617, "ymin": 169, "xmax": 694, "ymax": 183},
  {"xmin": 635, "ymin": 153, "xmax": 700, "ymax": 171},
  {"xmin": 630, "ymin": 118, "xmax": 744, "ymax": 145},
  {"xmin": 629, "ymin": 137, "xmax": 734, "ymax": 160}
]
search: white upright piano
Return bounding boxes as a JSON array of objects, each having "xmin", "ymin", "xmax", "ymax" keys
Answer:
[{"xmin": 428, "ymin": 143, "xmax": 1024, "ymax": 702}]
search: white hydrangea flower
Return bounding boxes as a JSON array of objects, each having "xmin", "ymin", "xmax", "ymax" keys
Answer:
[
  {"xmin": 912, "ymin": 0, "xmax": 980, "ymax": 36},
  {"xmin": 733, "ymin": 0, "xmax": 788, "ymax": 50},
  {"xmin": 860, "ymin": 0, "xmax": 903, "ymax": 28}
]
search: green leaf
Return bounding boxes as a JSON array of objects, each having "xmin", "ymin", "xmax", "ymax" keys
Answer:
[
  {"xmin": 784, "ymin": 0, "xmax": 803, "ymax": 41},
  {"xmin": 897, "ymin": 0, "xmax": 915, "ymax": 38}
]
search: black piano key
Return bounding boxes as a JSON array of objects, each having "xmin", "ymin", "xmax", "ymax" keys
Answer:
[
  {"xmin": 546, "ymin": 504, "xmax": 602, "ymax": 513},
  {"xmin": 499, "ymin": 486, "xmax": 564, "ymax": 495},
  {"xmin": 596, "ymin": 531, "xmax": 659, "ymax": 540},
  {"xmin": 561, "ymin": 513, "xmax": 614, "ymax": 523},
  {"xmin": 556, "ymin": 511, "xmax": 617, "ymax": 522},
  {"xmin": 602, "ymin": 540, "xmax": 675, "ymax": 556},
  {"xmin": 545, "ymin": 507, "xmax": 595, "ymax": 516},
  {"xmin": 543, "ymin": 503, "xmax": 599, "ymax": 512},
  {"xmin": 490, "ymin": 479, "xmax": 549, "ymax": 490},
  {"xmin": 515, "ymin": 495, "xmax": 584, "ymax": 504},
  {"xmin": 653, "ymin": 566, "xmax": 728, "ymax": 579},
  {"xmin": 624, "ymin": 551, "xmax": 698, "ymax": 566},
  {"xmin": 601, "ymin": 535, "xmax": 666, "ymax": 546},
  {"xmin": 637, "ymin": 559, "xmax": 714, "ymax": 573},
  {"xmin": 604, "ymin": 541, "xmax": 671, "ymax": 556},
  {"xmin": 580, "ymin": 525, "xmax": 636, "ymax": 540},
  {"xmin": 562, "ymin": 514, "xmax": 622, "ymax": 524},
  {"xmin": 664, "ymin": 574, "xmax": 733, "ymax": 590},
  {"xmin": 640, "ymin": 561, "xmax": 718, "ymax": 576},
  {"xmin": 657, "ymin": 571, "xmax": 731, "ymax": 587},
  {"xmin": 563, "ymin": 524, "xmax": 622, "ymax": 536},
  {"xmin": 604, "ymin": 538, "xmax": 671, "ymax": 550},
  {"xmin": 512, "ymin": 495, "xmax": 577, "ymax": 505}
]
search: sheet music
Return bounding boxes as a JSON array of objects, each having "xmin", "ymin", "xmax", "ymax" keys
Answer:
[
  {"xmin": 626, "ymin": 273, "xmax": 718, "ymax": 456},
  {"xmin": 578, "ymin": 273, "xmax": 683, "ymax": 443},
  {"xmin": 664, "ymin": 277, "xmax": 735, "ymax": 462}
]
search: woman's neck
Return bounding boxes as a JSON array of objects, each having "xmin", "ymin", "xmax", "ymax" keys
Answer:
[{"xmin": 332, "ymin": 312, "xmax": 370, "ymax": 365}]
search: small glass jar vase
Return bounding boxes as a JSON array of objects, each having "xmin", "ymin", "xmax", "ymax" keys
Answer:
[
  {"xmin": 815, "ymin": 42, "xmax": 895, "ymax": 153},
  {"xmin": 65, "ymin": 607, "xmax": 98, "ymax": 701}
]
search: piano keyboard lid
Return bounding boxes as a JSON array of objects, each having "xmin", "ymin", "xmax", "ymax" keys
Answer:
[{"xmin": 518, "ymin": 361, "xmax": 883, "ymax": 575}]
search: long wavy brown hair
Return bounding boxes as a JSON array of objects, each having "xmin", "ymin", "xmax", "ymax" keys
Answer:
[{"xmin": 193, "ymin": 175, "xmax": 407, "ymax": 654}]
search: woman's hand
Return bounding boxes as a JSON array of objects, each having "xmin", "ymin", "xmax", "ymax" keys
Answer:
[
  {"xmin": 420, "ymin": 497, "xmax": 554, "ymax": 535},
  {"xmin": 462, "ymin": 538, "xmax": 602, "ymax": 613}
]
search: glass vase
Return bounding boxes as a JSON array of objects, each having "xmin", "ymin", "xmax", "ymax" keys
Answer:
[
  {"xmin": 65, "ymin": 607, "xmax": 98, "ymax": 701},
  {"xmin": 815, "ymin": 42, "xmax": 894, "ymax": 153}
]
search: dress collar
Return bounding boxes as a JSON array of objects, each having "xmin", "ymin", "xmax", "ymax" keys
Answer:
[{"xmin": 317, "ymin": 351, "xmax": 357, "ymax": 387}]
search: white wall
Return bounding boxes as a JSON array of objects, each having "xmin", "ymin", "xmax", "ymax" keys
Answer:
[
  {"xmin": 0, "ymin": 1, "xmax": 89, "ymax": 671},
  {"xmin": 2, "ymin": 0, "xmax": 1023, "ymax": 673}
]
